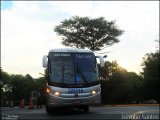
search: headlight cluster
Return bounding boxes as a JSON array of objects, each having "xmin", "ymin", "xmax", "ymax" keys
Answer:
[
  {"xmin": 91, "ymin": 90, "xmax": 96, "ymax": 95},
  {"xmin": 46, "ymin": 87, "xmax": 61, "ymax": 96},
  {"xmin": 90, "ymin": 89, "xmax": 101, "ymax": 95}
]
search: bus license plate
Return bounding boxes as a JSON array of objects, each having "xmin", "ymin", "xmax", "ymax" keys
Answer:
[
  {"xmin": 68, "ymin": 88, "xmax": 83, "ymax": 93},
  {"xmin": 73, "ymin": 100, "xmax": 81, "ymax": 104}
]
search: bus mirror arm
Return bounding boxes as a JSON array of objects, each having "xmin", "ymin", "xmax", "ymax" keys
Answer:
[{"xmin": 96, "ymin": 55, "xmax": 105, "ymax": 68}]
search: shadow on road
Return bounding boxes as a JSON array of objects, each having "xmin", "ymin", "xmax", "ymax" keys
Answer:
[{"xmin": 47, "ymin": 108, "xmax": 93, "ymax": 116}]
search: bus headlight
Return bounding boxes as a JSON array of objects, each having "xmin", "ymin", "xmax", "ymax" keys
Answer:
[
  {"xmin": 46, "ymin": 87, "xmax": 61, "ymax": 96},
  {"xmin": 54, "ymin": 92, "xmax": 60, "ymax": 96},
  {"xmin": 91, "ymin": 90, "xmax": 96, "ymax": 95}
]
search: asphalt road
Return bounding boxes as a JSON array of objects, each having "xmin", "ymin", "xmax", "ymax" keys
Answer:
[{"xmin": 1, "ymin": 105, "xmax": 159, "ymax": 120}]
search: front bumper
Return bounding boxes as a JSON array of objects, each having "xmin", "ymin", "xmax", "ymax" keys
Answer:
[{"xmin": 46, "ymin": 92, "xmax": 101, "ymax": 107}]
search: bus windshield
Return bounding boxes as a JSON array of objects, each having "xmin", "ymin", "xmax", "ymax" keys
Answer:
[{"xmin": 48, "ymin": 52, "xmax": 98, "ymax": 87}]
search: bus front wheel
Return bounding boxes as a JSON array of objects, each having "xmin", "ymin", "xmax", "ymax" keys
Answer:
[
  {"xmin": 46, "ymin": 106, "xmax": 53, "ymax": 114},
  {"xmin": 83, "ymin": 106, "xmax": 89, "ymax": 112}
]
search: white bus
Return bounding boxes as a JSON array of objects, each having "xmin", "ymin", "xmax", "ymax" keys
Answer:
[{"xmin": 42, "ymin": 48, "xmax": 104, "ymax": 114}]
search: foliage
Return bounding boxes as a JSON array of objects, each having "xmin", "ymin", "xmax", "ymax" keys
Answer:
[
  {"xmin": 10, "ymin": 74, "xmax": 34, "ymax": 100},
  {"xmin": 126, "ymin": 72, "xmax": 144, "ymax": 103},
  {"xmin": 1, "ymin": 71, "xmax": 12, "ymax": 92},
  {"xmin": 99, "ymin": 48, "xmax": 159, "ymax": 104},
  {"xmin": 54, "ymin": 16, "xmax": 124, "ymax": 51},
  {"xmin": 100, "ymin": 61, "xmax": 130, "ymax": 104},
  {"xmin": 141, "ymin": 50, "xmax": 160, "ymax": 101},
  {"xmin": 0, "ymin": 71, "xmax": 46, "ymax": 106}
]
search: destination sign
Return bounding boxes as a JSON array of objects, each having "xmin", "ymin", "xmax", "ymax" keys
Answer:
[
  {"xmin": 54, "ymin": 53, "xmax": 70, "ymax": 57},
  {"xmin": 76, "ymin": 54, "xmax": 92, "ymax": 58}
]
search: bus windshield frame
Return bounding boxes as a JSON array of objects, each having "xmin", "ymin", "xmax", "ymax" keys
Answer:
[{"xmin": 47, "ymin": 52, "xmax": 99, "ymax": 88}]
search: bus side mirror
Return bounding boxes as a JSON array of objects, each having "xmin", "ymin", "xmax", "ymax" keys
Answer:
[
  {"xmin": 96, "ymin": 55, "xmax": 105, "ymax": 68},
  {"xmin": 42, "ymin": 55, "xmax": 48, "ymax": 68}
]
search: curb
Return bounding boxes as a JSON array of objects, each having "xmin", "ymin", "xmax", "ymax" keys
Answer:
[{"xmin": 1, "ymin": 106, "xmax": 29, "ymax": 111}]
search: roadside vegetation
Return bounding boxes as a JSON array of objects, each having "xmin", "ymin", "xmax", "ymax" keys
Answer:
[{"xmin": 100, "ymin": 50, "xmax": 159, "ymax": 104}]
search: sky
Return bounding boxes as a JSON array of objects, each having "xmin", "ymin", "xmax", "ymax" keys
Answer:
[{"xmin": 1, "ymin": 1, "xmax": 159, "ymax": 78}]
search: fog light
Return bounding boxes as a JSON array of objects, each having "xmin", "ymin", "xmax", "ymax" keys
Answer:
[{"xmin": 91, "ymin": 90, "xmax": 96, "ymax": 95}]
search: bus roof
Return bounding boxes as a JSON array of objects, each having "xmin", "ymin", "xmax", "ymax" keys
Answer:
[{"xmin": 49, "ymin": 48, "xmax": 93, "ymax": 53}]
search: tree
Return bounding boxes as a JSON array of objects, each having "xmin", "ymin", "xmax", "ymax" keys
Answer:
[
  {"xmin": 0, "ymin": 71, "xmax": 47, "ymax": 106},
  {"xmin": 99, "ymin": 61, "xmax": 146, "ymax": 104},
  {"xmin": 1, "ymin": 71, "xmax": 12, "ymax": 106},
  {"xmin": 126, "ymin": 72, "xmax": 144, "ymax": 103},
  {"xmin": 141, "ymin": 50, "xmax": 160, "ymax": 101},
  {"xmin": 1, "ymin": 71, "xmax": 12, "ymax": 92},
  {"xmin": 10, "ymin": 74, "xmax": 31, "ymax": 101},
  {"xmin": 99, "ymin": 61, "xmax": 130, "ymax": 104},
  {"xmin": 54, "ymin": 16, "xmax": 124, "ymax": 51}
]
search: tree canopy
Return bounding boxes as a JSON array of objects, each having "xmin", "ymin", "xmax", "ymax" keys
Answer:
[
  {"xmin": 141, "ymin": 50, "xmax": 160, "ymax": 101},
  {"xmin": 1, "ymin": 71, "xmax": 46, "ymax": 106},
  {"xmin": 54, "ymin": 16, "xmax": 124, "ymax": 51}
]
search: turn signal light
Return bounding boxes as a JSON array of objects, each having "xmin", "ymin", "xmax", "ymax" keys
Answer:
[{"xmin": 46, "ymin": 87, "xmax": 52, "ymax": 94}]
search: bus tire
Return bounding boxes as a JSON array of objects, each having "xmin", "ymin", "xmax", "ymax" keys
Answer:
[
  {"xmin": 83, "ymin": 106, "xmax": 89, "ymax": 112},
  {"xmin": 46, "ymin": 106, "xmax": 53, "ymax": 114}
]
